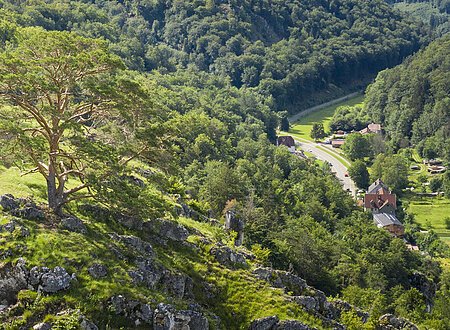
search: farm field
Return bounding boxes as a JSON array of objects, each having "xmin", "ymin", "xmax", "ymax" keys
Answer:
[
  {"xmin": 288, "ymin": 94, "xmax": 365, "ymax": 141},
  {"xmin": 405, "ymin": 195, "xmax": 450, "ymax": 244}
]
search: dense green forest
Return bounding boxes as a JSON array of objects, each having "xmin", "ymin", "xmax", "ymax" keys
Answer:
[
  {"xmin": 0, "ymin": 1, "xmax": 449, "ymax": 329},
  {"xmin": 0, "ymin": 0, "xmax": 428, "ymax": 112},
  {"xmin": 364, "ymin": 35, "xmax": 450, "ymax": 161},
  {"xmin": 387, "ymin": 0, "xmax": 450, "ymax": 35}
]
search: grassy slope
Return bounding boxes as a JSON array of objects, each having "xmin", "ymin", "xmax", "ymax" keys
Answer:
[
  {"xmin": 288, "ymin": 95, "xmax": 365, "ymax": 141},
  {"xmin": 0, "ymin": 169, "xmax": 326, "ymax": 329}
]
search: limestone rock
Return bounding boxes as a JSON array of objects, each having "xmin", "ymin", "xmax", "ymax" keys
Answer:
[
  {"xmin": 31, "ymin": 266, "xmax": 74, "ymax": 293},
  {"xmin": 32, "ymin": 323, "xmax": 52, "ymax": 330},
  {"xmin": 253, "ymin": 268, "xmax": 307, "ymax": 295},
  {"xmin": 249, "ymin": 316, "xmax": 279, "ymax": 330},
  {"xmin": 0, "ymin": 194, "xmax": 19, "ymax": 211},
  {"xmin": 153, "ymin": 303, "xmax": 209, "ymax": 330},
  {"xmin": 60, "ymin": 216, "xmax": 87, "ymax": 234},
  {"xmin": 275, "ymin": 321, "xmax": 316, "ymax": 330},
  {"xmin": 291, "ymin": 296, "xmax": 318, "ymax": 312},
  {"xmin": 0, "ymin": 220, "xmax": 30, "ymax": 237},
  {"xmin": 88, "ymin": 263, "xmax": 108, "ymax": 279},
  {"xmin": 210, "ymin": 244, "xmax": 248, "ymax": 269},
  {"xmin": 379, "ymin": 314, "xmax": 418, "ymax": 330},
  {"xmin": 0, "ymin": 259, "xmax": 29, "ymax": 306},
  {"xmin": 110, "ymin": 233, "xmax": 154, "ymax": 257},
  {"xmin": 144, "ymin": 218, "xmax": 189, "ymax": 242},
  {"xmin": 108, "ymin": 295, "xmax": 153, "ymax": 325},
  {"xmin": 0, "ymin": 194, "xmax": 44, "ymax": 220}
]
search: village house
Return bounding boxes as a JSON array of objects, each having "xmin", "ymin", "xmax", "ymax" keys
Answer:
[
  {"xmin": 364, "ymin": 179, "xmax": 404, "ymax": 237},
  {"xmin": 277, "ymin": 135, "xmax": 296, "ymax": 153},
  {"xmin": 359, "ymin": 123, "xmax": 382, "ymax": 135}
]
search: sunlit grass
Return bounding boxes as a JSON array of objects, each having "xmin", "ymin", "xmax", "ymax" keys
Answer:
[{"xmin": 287, "ymin": 95, "xmax": 365, "ymax": 141}]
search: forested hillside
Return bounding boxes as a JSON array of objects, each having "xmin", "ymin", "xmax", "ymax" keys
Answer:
[
  {"xmin": 0, "ymin": 0, "xmax": 427, "ymax": 112},
  {"xmin": 364, "ymin": 35, "xmax": 450, "ymax": 161},
  {"xmin": 386, "ymin": 0, "xmax": 450, "ymax": 35}
]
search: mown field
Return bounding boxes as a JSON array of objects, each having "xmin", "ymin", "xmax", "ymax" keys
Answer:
[{"xmin": 288, "ymin": 95, "xmax": 365, "ymax": 141}]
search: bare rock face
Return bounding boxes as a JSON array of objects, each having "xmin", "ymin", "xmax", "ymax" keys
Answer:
[
  {"xmin": 60, "ymin": 216, "xmax": 87, "ymax": 234},
  {"xmin": 153, "ymin": 303, "xmax": 209, "ymax": 330},
  {"xmin": 32, "ymin": 323, "xmax": 52, "ymax": 330},
  {"xmin": 210, "ymin": 244, "xmax": 248, "ymax": 269}
]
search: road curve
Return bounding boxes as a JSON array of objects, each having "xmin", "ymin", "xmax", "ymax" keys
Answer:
[{"xmin": 296, "ymin": 139, "xmax": 357, "ymax": 196}]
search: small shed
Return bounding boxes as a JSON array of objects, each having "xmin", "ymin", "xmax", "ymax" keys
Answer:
[
  {"xmin": 331, "ymin": 139, "xmax": 345, "ymax": 148},
  {"xmin": 277, "ymin": 136, "xmax": 296, "ymax": 153}
]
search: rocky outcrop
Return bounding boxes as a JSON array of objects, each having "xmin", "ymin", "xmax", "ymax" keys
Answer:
[
  {"xmin": 409, "ymin": 272, "xmax": 436, "ymax": 311},
  {"xmin": 143, "ymin": 218, "xmax": 189, "ymax": 242},
  {"xmin": 0, "ymin": 258, "xmax": 28, "ymax": 307},
  {"xmin": 153, "ymin": 303, "xmax": 209, "ymax": 330},
  {"xmin": 253, "ymin": 268, "xmax": 307, "ymax": 295},
  {"xmin": 225, "ymin": 210, "xmax": 244, "ymax": 246},
  {"xmin": 0, "ymin": 258, "xmax": 76, "ymax": 310},
  {"xmin": 60, "ymin": 216, "xmax": 87, "ymax": 234},
  {"xmin": 378, "ymin": 314, "xmax": 418, "ymax": 330},
  {"xmin": 88, "ymin": 263, "xmax": 108, "ymax": 279},
  {"xmin": 129, "ymin": 257, "xmax": 193, "ymax": 299},
  {"xmin": 249, "ymin": 316, "xmax": 279, "ymax": 330},
  {"xmin": 210, "ymin": 244, "xmax": 249, "ymax": 269},
  {"xmin": 110, "ymin": 233, "xmax": 154, "ymax": 258},
  {"xmin": 249, "ymin": 316, "xmax": 316, "ymax": 330},
  {"xmin": 0, "ymin": 194, "xmax": 45, "ymax": 221},
  {"xmin": 29, "ymin": 266, "xmax": 75, "ymax": 293},
  {"xmin": 109, "ymin": 295, "xmax": 153, "ymax": 326},
  {"xmin": 0, "ymin": 220, "xmax": 30, "ymax": 237},
  {"xmin": 32, "ymin": 323, "xmax": 52, "ymax": 330}
]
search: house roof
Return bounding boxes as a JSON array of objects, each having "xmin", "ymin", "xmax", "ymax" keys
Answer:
[
  {"xmin": 373, "ymin": 213, "xmax": 403, "ymax": 227},
  {"xmin": 367, "ymin": 179, "xmax": 390, "ymax": 194},
  {"xmin": 331, "ymin": 139, "xmax": 345, "ymax": 145},
  {"xmin": 368, "ymin": 123, "xmax": 382, "ymax": 132},
  {"xmin": 277, "ymin": 136, "xmax": 295, "ymax": 147},
  {"xmin": 364, "ymin": 193, "xmax": 397, "ymax": 209}
]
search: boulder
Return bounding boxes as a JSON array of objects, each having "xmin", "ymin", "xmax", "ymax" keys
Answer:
[
  {"xmin": 275, "ymin": 321, "xmax": 315, "ymax": 330},
  {"xmin": 210, "ymin": 244, "xmax": 248, "ymax": 269},
  {"xmin": 88, "ymin": 263, "xmax": 108, "ymax": 279},
  {"xmin": 291, "ymin": 296, "xmax": 318, "ymax": 312},
  {"xmin": 108, "ymin": 295, "xmax": 153, "ymax": 325},
  {"xmin": 0, "ymin": 194, "xmax": 45, "ymax": 221},
  {"xmin": 80, "ymin": 318, "xmax": 98, "ymax": 330},
  {"xmin": 110, "ymin": 233, "xmax": 154, "ymax": 257},
  {"xmin": 0, "ymin": 258, "xmax": 29, "ymax": 306},
  {"xmin": 60, "ymin": 216, "xmax": 87, "ymax": 234},
  {"xmin": 0, "ymin": 220, "xmax": 30, "ymax": 237},
  {"xmin": 249, "ymin": 316, "xmax": 279, "ymax": 330},
  {"xmin": 31, "ymin": 266, "xmax": 74, "ymax": 293},
  {"xmin": 378, "ymin": 314, "xmax": 418, "ymax": 330},
  {"xmin": 144, "ymin": 218, "xmax": 189, "ymax": 242},
  {"xmin": 0, "ymin": 194, "xmax": 19, "ymax": 211},
  {"xmin": 253, "ymin": 268, "xmax": 307, "ymax": 295},
  {"xmin": 129, "ymin": 258, "xmax": 192, "ymax": 299},
  {"xmin": 32, "ymin": 323, "xmax": 52, "ymax": 330},
  {"xmin": 153, "ymin": 303, "xmax": 209, "ymax": 330}
]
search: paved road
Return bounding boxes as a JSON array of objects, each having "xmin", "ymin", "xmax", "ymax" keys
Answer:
[
  {"xmin": 288, "ymin": 91, "xmax": 362, "ymax": 123},
  {"xmin": 296, "ymin": 139, "xmax": 357, "ymax": 196}
]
